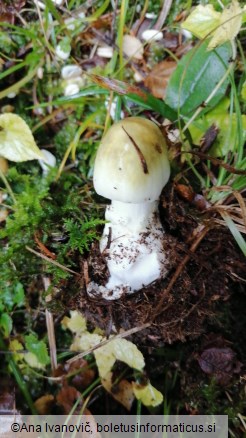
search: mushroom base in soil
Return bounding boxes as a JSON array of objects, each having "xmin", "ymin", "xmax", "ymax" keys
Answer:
[
  {"xmin": 87, "ymin": 117, "xmax": 171, "ymax": 300},
  {"xmin": 87, "ymin": 200, "xmax": 170, "ymax": 299},
  {"xmin": 66, "ymin": 183, "xmax": 246, "ymax": 345}
]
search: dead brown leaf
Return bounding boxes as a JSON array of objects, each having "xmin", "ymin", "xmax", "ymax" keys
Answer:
[
  {"xmin": 162, "ymin": 32, "xmax": 180, "ymax": 50},
  {"xmin": 90, "ymin": 74, "xmax": 146, "ymax": 98},
  {"xmin": 198, "ymin": 347, "xmax": 242, "ymax": 385},
  {"xmin": 175, "ymin": 184, "xmax": 195, "ymax": 203},
  {"xmin": 56, "ymin": 385, "xmax": 83, "ymax": 414},
  {"xmin": 54, "ymin": 358, "xmax": 95, "ymax": 390},
  {"xmin": 175, "ymin": 184, "xmax": 210, "ymax": 211},
  {"xmin": 66, "ymin": 358, "xmax": 96, "ymax": 390},
  {"xmin": 0, "ymin": 1, "xmax": 26, "ymax": 24},
  {"xmin": 144, "ymin": 60, "xmax": 177, "ymax": 98},
  {"xmin": 34, "ymin": 231, "xmax": 56, "ymax": 260},
  {"xmin": 34, "ymin": 394, "xmax": 55, "ymax": 415},
  {"xmin": 102, "ymin": 372, "xmax": 135, "ymax": 411},
  {"xmin": 200, "ymin": 124, "xmax": 219, "ymax": 153}
]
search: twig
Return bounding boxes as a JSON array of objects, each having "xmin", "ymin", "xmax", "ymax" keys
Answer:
[
  {"xmin": 83, "ymin": 260, "xmax": 90, "ymax": 288},
  {"xmin": 185, "ymin": 150, "xmax": 246, "ymax": 176},
  {"xmin": 154, "ymin": 0, "xmax": 173, "ymax": 31},
  {"xmin": 66, "ymin": 323, "xmax": 150, "ymax": 364},
  {"xmin": 45, "ymin": 309, "xmax": 58, "ymax": 372},
  {"xmin": 25, "ymin": 246, "xmax": 78, "ymax": 275}
]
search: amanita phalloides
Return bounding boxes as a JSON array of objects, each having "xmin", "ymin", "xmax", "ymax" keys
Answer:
[{"xmin": 88, "ymin": 117, "xmax": 170, "ymax": 300}]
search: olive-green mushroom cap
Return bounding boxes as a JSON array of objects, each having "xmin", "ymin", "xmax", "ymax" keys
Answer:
[{"xmin": 93, "ymin": 117, "xmax": 170, "ymax": 203}]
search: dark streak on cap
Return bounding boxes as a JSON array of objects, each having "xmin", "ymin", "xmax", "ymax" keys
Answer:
[{"xmin": 122, "ymin": 126, "xmax": 149, "ymax": 174}]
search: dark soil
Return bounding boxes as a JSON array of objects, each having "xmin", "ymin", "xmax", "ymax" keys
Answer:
[{"xmin": 62, "ymin": 184, "xmax": 246, "ymax": 346}]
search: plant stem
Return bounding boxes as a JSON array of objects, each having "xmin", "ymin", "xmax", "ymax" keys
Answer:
[
  {"xmin": 56, "ymin": 111, "xmax": 101, "ymax": 180},
  {"xmin": 118, "ymin": 0, "xmax": 128, "ymax": 81},
  {"xmin": 0, "ymin": 335, "xmax": 37, "ymax": 414},
  {"xmin": 0, "ymin": 167, "xmax": 17, "ymax": 204},
  {"xmin": 0, "ymin": 63, "xmax": 43, "ymax": 100},
  {"xmin": 154, "ymin": 0, "xmax": 173, "ymax": 31}
]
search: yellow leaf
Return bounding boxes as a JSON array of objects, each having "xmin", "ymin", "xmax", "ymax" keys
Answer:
[
  {"xmin": 24, "ymin": 352, "xmax": 45, "ymax": 369},
  {"xmin": 9, "ymin": 339, "xmax": 24, "ymax": 362},
  {"xmin": 63, "ymin": 314, "xmax": 145, "ymax": 382},
  {"xmin": 71, "ymin": 332, "xmax": 103, "ymax": 352},
  {"xmin": 132, "ymin": 381, "xmax": 163, "ymax": 407},
  {"xmin": 94, "ymin": 342, "xmax": 116, "ymax": 378},
  {"xmin": 94, "ymin": 338, "xmax": 145, "ymax": 379},
  {"xmin": 181, "ymin": 5, "xmax": 221, "ymax": 39},
  {"xmin": 61, "ymin": 310, "xmax": 87, "ymax": 334},
  {"xmin": 0, "ymin": 113, "xmax": 44, "ymax": 162},
  {"xmin": 208, "ymin": 0, "xmax": 242, "ymax": 49}
]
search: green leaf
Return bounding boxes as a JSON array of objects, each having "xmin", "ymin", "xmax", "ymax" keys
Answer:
[
  {"xmin": 165, "ymin": 40, "xmax": 232, "ymax": 117},
  {"xmin": 241, "ymin": 81, "xmax": 246, "ymax": 101},
  {"xmin": 0, "ymin": 313, "xmax": 12, "ymax": 337},
  {"xmin": 221, "ymin": 214, "xmax": 246, "ymax": 256},
  {"xmin": 0, "ymin": 282, "xmax": 25, "ymax": 311},
  {"xmin": 13, "ymin": 282, "xmax": 25, "ymax": 307},
  {"xmin": 43, "ymin": 0, "xmax": 63, "ymax": 23},
  {"xmin": 0, "ymin": 114, "xmax": 45, "ymax": 162},
  {"xmin": 189, "ymin": 98, "xmax": 246, "ymax": 156},
  {"xmin": 58, "ymin": 36, "xmax": 71, "ymax": 54},
  {"xmin": 0, "ymin": 61, "xmax": 27, "ymax": 81},
  {"xmin": 25, "ymin": 333, "xmax": 50, "ymax": 366}
]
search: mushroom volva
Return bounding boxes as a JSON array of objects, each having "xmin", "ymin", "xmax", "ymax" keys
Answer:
[{"xmin": 88, "ymin": 117, "xmax": 170, "ymax": 300}]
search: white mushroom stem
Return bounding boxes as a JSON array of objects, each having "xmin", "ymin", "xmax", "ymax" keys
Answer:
[
  {"xmin": 101, "ymin": 200, "xmax": 158, "ymax": 237},
  {"xmin": 38, "ymin": 149, "xmax": 56, "ymax": 176},
  {"xmin": 99, "ymin": 200, "xmax": 167, "ymax": 294}
]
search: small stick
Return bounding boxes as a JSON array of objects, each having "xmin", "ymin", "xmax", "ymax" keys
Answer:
[
  {"xmin": 154, "ymin": 0, "xmax": 173, "ymax": 31},
  {"xmin": 26, "ymin": 246, "xmax": 78, "ymax": 275},
  {"xmin": 45, "ymin": 309, "xmax": 57, "ymax": 372},
  {"xmin": 83, "ymin": 260, "xmax": 90, "ymax": 288},
  {"xmin": 66, "ymin": 323, "xmax": 150, "ymax": 364}
]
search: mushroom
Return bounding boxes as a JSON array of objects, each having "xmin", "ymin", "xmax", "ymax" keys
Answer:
[
  {"xmin": 88, "ymin": 117, "xmax": 170, "ymax": 300},
  {"xmin": 38, "ymin": 149, "xmax": 56, "ymax": 176}
]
